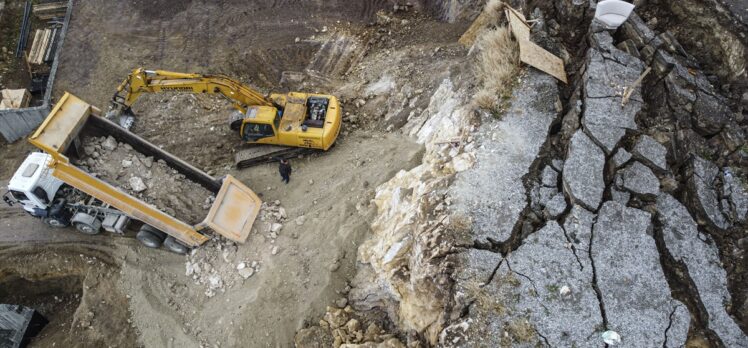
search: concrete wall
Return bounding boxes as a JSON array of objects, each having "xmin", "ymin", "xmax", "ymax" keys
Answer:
[{"xmin": 0, "ymin": 0, "xmax": 72, "ymax": 143}]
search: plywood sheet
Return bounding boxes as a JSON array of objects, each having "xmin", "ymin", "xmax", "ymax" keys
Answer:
[
  {"xmin": 519, "ymin": 40, "xmax": 567, "ymax": 83},
  {"xmin": 505, "ymin": 7, "xmax": 567, "ymax": 83}
]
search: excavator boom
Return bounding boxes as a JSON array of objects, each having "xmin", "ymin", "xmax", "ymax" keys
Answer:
[{"xmin": 108, "ymin": 68, "xmax": 273, "ymax": 128}]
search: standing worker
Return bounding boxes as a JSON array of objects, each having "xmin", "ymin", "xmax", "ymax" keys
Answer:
[{"xmin": 279, "ymin": 159, "xmax": 292, "ymax": 184}]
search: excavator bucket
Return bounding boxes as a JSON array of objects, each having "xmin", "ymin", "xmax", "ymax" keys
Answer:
[{"xmin": 201, "ymin": 175, "xmax": 261, "ymax": 243}]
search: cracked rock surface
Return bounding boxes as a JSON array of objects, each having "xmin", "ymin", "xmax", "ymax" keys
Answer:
[
  {"xmin": 563, "ymin": 130, "xmax": 605, "ymax": 211},
  {"xmin": 592, "ymin": 201, "xmax": 689, "ymax": 347},
  {"xmin": 688, "ymin": 156, "xmax": 730, "ymax": 229},
  {"xmin": 632, "ymin": 135, "xmax": 668, "ymax": 172},
  {"xmin": 620, "ymin": 161, "xmax": 660, "ymax": 197},
  {"xmin": 451, "ymin": 70, "xmax": 559, "ymax": 244},
  {"xmin": 657, "ymin": 193, "xmax": 748, "ymax": 347},
  {"xmin": 581, "ymin": 34, "xmax": 643, "ymax": 154}
]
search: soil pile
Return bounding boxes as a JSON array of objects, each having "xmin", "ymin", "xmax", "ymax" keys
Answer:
[{"xmin": 79, "ymin": 135, "xmax": 214, "ymax": 224}]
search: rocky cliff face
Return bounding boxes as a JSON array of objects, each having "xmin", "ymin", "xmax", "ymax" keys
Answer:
[{"xmin": 296, "ymin": 1, "xmax": 747, "ymax": 347}]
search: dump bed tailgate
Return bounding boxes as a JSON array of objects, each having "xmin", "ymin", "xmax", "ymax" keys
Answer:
[{"xmin": 202, "ymin": 175, "xmax": 261, "ymax": 243}]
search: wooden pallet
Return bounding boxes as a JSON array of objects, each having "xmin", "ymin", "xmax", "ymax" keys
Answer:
[
  {"xmin": 32, "ymin": 1, "xmax": 67, "ymax": 20},
  {"xmin": 0, "ymin": 89, "xmax": 32, "ymax": 110}
]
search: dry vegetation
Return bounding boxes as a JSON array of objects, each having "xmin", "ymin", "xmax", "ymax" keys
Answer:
[{"xmin": 473, "ymin": 26, "xmax": 520, "ymax": 113}]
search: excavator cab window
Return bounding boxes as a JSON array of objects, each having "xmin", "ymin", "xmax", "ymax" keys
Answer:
[{"xmin": 242, "ymin": 122, "xmax": 275, "ymax": 141}]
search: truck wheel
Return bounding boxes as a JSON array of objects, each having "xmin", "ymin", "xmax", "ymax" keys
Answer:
[
  {"xmin": 43, "ymin": 216, "xmax": 69, "ymax": 228},
  {"xmin": 164, "ymin": 236, "xmax": 190, "ymax": 254},
  {"xmin": 137, "ymin": 225, "xmax": 166, "ymax": 248},
  {"xmin": 71, "ymin": 213, "xmax": 102, "ymax": 235},
  {"xmin": 136, "ymin": 230, "xmax": 163, "ymax": 248}
]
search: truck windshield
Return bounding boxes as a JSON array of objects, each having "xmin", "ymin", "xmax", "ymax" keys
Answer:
[
  {"xmin": 243, "ymin": 122, "xmax": 275, "ymax": 141},
  {"xmin": 10, "ymin": 190, "xmax": 29, "ymax": 201}
]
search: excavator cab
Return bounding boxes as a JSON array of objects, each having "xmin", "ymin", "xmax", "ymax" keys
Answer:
[{"xmin": 239, "ymin": 106, "xmax": 281, "ymax": 143}]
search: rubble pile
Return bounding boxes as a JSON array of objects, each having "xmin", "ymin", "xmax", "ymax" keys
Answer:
[
  {"xmin": 183, "ymin": 201, "xmax": 288, "ymax": 297},
  {"xmin": 79, "ymin": 136, "xmax": 214, "ymax": 224},
  {"xmin": 295, "ymin": 306, "xmax": 404, "ymax": 347}
]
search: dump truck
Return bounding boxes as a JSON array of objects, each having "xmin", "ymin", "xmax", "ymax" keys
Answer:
[
  {"xmin": 106, "ymin": 68, "xmax": 343, "ymax": 168},
  {"xmin": 2, "ymin": 93, "xmax": 262, "ymax": 253}
]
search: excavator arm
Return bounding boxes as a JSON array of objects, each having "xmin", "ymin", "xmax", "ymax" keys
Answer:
[{"xmin": 107, "ymin": 68, "xmax": 276, "ymax": 128}]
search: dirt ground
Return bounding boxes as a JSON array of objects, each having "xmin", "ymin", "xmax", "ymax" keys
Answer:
[
  {"xmin": 0, "ymin": 0, "xmax": 31, "ymax": 91},
  {"xmin": 0, "ymin": 0, "xmax": 467, "ymax": 346}
]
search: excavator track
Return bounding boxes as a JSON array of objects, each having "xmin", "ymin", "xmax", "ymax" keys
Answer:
[{"xmin": 234, "ymin": 145, "xmax": 318, "ymax": 169}]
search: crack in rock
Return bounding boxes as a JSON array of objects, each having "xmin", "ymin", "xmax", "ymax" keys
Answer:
[
  {"xmin": 657, "ymin": 193, "xmax": 748, "ymax": 347},
  {"xmin": 591, "ymin": 201, "xmax": 689, "ymax": 347}
]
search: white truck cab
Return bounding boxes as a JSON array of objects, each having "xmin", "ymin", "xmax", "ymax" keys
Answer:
[{"xmin": 4, "ymin": 152, "xmax": 65, "ymax": 215}]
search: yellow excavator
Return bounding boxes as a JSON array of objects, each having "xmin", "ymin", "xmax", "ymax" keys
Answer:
[{"xmin": 106, "ymin": 68, "xmax": 342, "ymax": 168}]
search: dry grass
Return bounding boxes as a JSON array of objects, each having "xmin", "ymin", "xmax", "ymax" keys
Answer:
[
  {"xmin": 458, "ymin": 0, "xmax": 506, "ymax": 46},
  {"xmin": 472, "ymin": 26, "xmax": 520, "ymax": 113}
]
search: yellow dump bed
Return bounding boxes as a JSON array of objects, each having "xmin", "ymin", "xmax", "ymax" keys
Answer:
[{"xmin": 28, "ymin": 93, "xmax": 261, "ymax": 247}]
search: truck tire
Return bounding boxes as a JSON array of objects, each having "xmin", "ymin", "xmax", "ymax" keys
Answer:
[
  {"xmin": 164, "ymin": 236, "xmax": 190, "ymax": 254},
  {"xmin": 140, "ymin": 224, "xmax": 167, "ymax": 240},
  {"xmin": 43, "ymin": 216, "xmax": 69, "ymax": 228},
  {"xmin": 71, "ymin": 213, "xmax": 102, "ymax": 235},
  {"xmin": 136, "ymin": 230, "xmax": 163, "ymax": 248}
]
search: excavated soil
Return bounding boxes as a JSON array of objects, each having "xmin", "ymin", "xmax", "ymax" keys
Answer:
[{"xmin": 0, "ymin": 243, "xmax": 137, "ymax": 347}]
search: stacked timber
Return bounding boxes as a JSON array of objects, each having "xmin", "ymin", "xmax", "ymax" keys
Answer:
[
  {"xmin": 0, "ymin": 89, "xmax": 32, "ymax": 110},
  {"xmin": 26, "ymin": 27, "xmax": 59, "ymax": 65},
  {"xmin": 32, "ymin": 1, "xmax": 66, "ymax": 20}
]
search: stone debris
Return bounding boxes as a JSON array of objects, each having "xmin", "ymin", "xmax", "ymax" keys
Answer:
[
  {"xmin": 563, "ymin": 130, "xmax": 605, "ymax": 211},
  {"xmin": 611, "ymin": 148, "xmax": 632, "ymax": 168},
  {"xmin": 687, "ymin": 156, "xmax": 729, "ymax": 229},
  {"xmin": 185, "ymin": 236, "xmax": 262, "ymax": 297},
  {"xmin": 295, "ymin": 215, "xmax": 306, "ymax": 226},
  {"xmin": 238, "ymin": 267, "xmax": 254, "ymax": 279},
  {"xmin": 128, "ymin": 176, "xmax": 147, "ymax": 192},
  {"xmin": 657, "ymin": 194, "xmax": 748, "ymax": 347},
  {"xmin": 80, "ymin": 136, "xmax": 213, "ymax": 224},
  {"xmin": 540, "ymin": 165, "xmax": 558, "ymax": 187},
  {"xmin": 601, "ymin": 330, "xmax": 622, "ymax": 345},
  {"xmin": 543, "ymin": 193, "xmax": 566, "ymax": 219},
  {"xmin": 620, "ymin": 161, "xmax": 660, "ymax": 197},
  {"xmin": 721, "ymin": 168, "xmax": 748, "ymax": 223},
  {"xmin": 592, "ymin": 201, "xmax": 689, "ymax": 347},
  {"xmin": 102, "ymin": 135, "xmax": 118, "ymax": 151},
  {"xmin": 181, "ymin": 201, "xmax": 287, "ymax": 296},
  {"xmin": 632, "ymin": 135, "xmax": 668, "ymax": 172}
]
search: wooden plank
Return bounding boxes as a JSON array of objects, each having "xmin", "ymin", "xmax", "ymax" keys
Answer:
[
  {"xmin": 504, "ymin": 7, "xmax": 567, "ymax": 83},
  {"xmin": 28, "ymin": 29, "xmax": 52, "ymax": 65},
  {"xmin": 506, "ymin": 9, "xmax": 530, "ymax": 41},
  {"xmin": 518, "ymin": 40, "xmax": 567, "ymax": 83},
  {"xmin": 32, "ymin": 1, "xmax": 66, "ymax": 20},
  {"xmin": 27, "ymin": 29, "xmax": 44, "ymax": 64}
]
